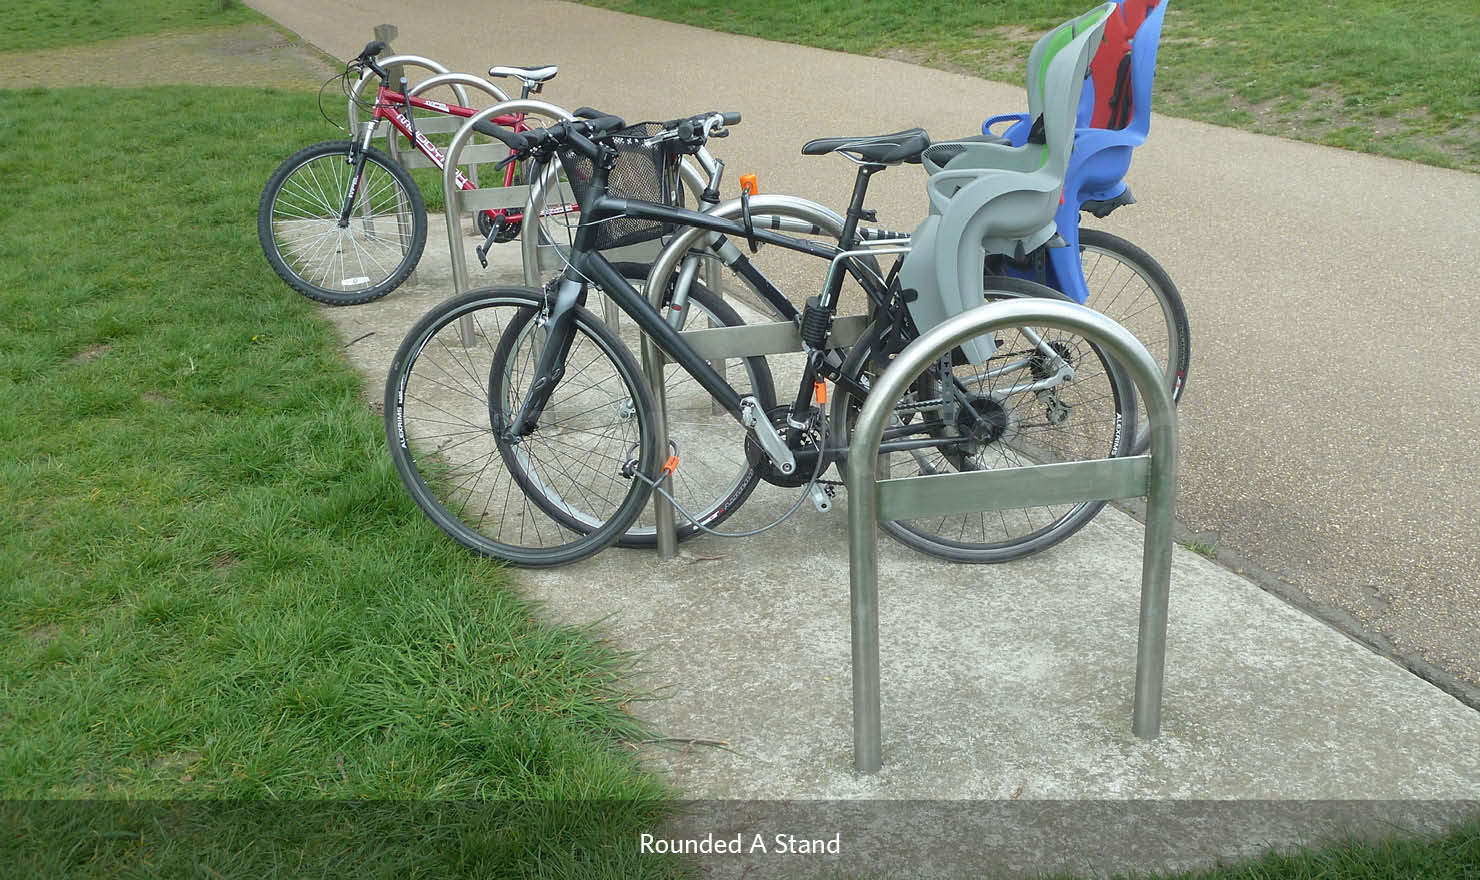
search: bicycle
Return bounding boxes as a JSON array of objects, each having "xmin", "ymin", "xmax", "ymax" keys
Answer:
[
  {"xmin": 386, "ymin": 5, "xmax": 1128, "ymax": 568},
  {"xmin": 256, "ymin": 41, "xmax": 574, "ymax": 305}
]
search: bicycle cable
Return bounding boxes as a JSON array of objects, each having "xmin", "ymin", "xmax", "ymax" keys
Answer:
[
  {"xmin": 316, "ymin": 64, "xmax": 359, "ymax": 132},
  {"xmin": 628, "ymin": 410, "xmax": 833, "ymax": 540}
]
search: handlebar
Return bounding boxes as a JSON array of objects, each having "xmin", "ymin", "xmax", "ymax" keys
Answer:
[
  {"xmin": 354, "ymin": 40, "xmax": 390, "ymax": 79},
  {"xmin": 476, "ymin": 112, "xmax": 629, "ymax": 165}
]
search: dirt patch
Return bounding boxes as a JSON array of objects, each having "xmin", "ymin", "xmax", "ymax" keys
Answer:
[
  {"xmin": 151, "ymin": 749, "xmax": 204, "ymax": 783},
  {"xmin": 8, "ymin": 23, "xmax": 336, "ymax": 90},
  {"xmin": 881, "ymin": 24, "xmax": 1039, "ymax": 84},
  {"xmin": 26, "ymin": 624, "xmax": 61, "ymax": 648},
  {"xmin": 66, "ymin": 343, "xmax": 112, "ymax": 365}
]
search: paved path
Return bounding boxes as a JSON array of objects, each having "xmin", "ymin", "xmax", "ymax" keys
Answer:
[
  {"xmin": 236, "ymin": 2, "xmax": 1480, "ymax": 869},
  {"xmin": 245, "ymin": 0, "xmax": 1480, "ymax": 706}
]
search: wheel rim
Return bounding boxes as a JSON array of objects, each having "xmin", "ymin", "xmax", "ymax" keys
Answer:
[
  {"xmin": 270, "ymin": 152, "xmax": 417, "ymax": 294},
  {"xmin": 391, "ymin": 294, "xmax": 652, "ymax": 562}
]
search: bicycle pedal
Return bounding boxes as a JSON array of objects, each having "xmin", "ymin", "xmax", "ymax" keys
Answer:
[{"xmin": 809, "ymin": 483, "xmax": 835, "ymax": 514}]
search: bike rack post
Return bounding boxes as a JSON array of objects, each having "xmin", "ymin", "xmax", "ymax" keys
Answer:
[
  {"xmin": 844, "ymin": 298, "xmax": 1178, "ymax": 773},
  {"xmin": 637, "ymin": 196, "xmax": 873, "ymax": 559},
  {"xmin": 348, "ymin": 50, "xmax": 489, "ymax": 287},
  {"xmin": 443, "ymin": 101, "xmax": 576, "ymax": 344}
]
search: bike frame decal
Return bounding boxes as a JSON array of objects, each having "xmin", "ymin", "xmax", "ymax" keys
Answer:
[{"xmin": 382, "ymin": 106, "xmax": 475, "ymax": 191}]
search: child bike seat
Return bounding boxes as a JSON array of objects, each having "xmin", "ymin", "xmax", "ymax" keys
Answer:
[{"xmin": 897, "ymin": 3, "xmax": 1114, "ymax": 363}]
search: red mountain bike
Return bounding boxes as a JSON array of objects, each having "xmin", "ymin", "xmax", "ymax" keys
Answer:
[{"xmin": 256, "ymin": 41, "xmax": 568, "ymax": 305}]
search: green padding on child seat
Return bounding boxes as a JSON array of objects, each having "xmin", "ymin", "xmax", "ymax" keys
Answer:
[{"xmin": 898, "ymin": 3, "xmax": 1113, "ymax": 364}]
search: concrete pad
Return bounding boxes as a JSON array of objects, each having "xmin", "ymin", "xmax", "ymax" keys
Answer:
[{"xmin": 306, "ymin": 210, "xmax": 1480, "ymax": 877}]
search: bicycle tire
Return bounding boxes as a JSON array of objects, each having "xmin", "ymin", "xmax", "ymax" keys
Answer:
[
  {"xmin": 496, "ymin": 264, "xmax": 776, "ymax": 544},
  {"xmin": 258, "ymin": 140, "xmax": 427, "ymax": 305},
  {"xmin": 831, "ymin": 277, "xmax": 1135, "ymax": 563},
  {"xmin": 1075, "ymin": 227, "xmax": 1189, "ymax": 452},
  {"xmin": 385, "ymin": 286, "xmax": 658, "ymax": 566}
]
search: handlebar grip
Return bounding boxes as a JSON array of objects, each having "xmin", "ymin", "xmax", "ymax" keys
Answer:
[
  {"xmin": 582, "ymin": 114, "xmax": 627, "ymax": 135},
  {"xmin": 572, "ymin": 106, "xmax": 606, "ymax": 120},
  {"xmin": 720, "ymin": 111, "xmax": 741, "ymax": 126},
  {"xmin": 361, "ymin": 40, "xmax": 388, "ymax": 59},
  {"xmin": 472, "ymin": 120, "xmax": 531, "ymax": 151}
]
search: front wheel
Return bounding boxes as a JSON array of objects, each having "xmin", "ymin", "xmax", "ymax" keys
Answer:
[
  {"xmin": 385, "ymin": 287, "xmax": 659, "ymax": 567},
  {"xmin": 258, "ymin": 140, "xmax": 427, "ymax": 305},
  {"xmin": 831, "ymin": 278, "xmax": 1135, "ymax": 563}
]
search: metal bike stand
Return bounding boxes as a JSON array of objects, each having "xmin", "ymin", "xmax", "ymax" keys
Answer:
[
  {"xmin": 347, "ymin": 53, "xmax": 485, "ymax": 286},
  {"xmin": 442, "ymin": 101, "xmax": 576, "ymax": 344},
  {"xmin": 844, "ymin": 298, "xmax": 1178, "ymax": 773},
  {"xmin": 637, "ymin": 196, "xmax": 880, "ymax": 558}
]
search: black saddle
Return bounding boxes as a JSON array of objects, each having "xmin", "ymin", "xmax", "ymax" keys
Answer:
[{"xmin": 801, "ymin": 128, "xmax": 931, "ymax": 165}]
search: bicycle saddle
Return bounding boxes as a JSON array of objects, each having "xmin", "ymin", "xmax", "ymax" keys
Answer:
[
  {"xmin": 488, "ymin": 65, "xmax": 558, "ymax": 84},
  {"xmin": 800, "ymin": 129, "xmax": 930, "ymax": 165}
]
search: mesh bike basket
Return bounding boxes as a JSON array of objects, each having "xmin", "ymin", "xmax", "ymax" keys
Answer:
[{"xmin": 556, "ymin": 122, "xmax": 684, "ymax": 251}]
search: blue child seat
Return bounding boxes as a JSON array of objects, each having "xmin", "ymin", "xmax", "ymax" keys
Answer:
[
  {"xmin": 980, "ymin": 0, "xmax": 1168, "ymax": 305},
  {"xmin": 897, "ymin": 3, "xmax": 1115, "ymax": 363}
]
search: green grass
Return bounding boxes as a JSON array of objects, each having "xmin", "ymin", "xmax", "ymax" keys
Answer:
[
  {"xmin": 579, "ymin": 0, "xmax": 1480, "ymax": 172},
  {"xmin": 0, "ymin": 84, "xmax": 681, "ymax": 877},
  {"xmin": 1080, "ymin": 817, "xmax": 1480, "ymax": 880},
  {"xmin": 1182, "ymin": 539, "xmax": 1217, "ymax": 559},
  {"xmin": 6, "ymin": 0, "xmax": 256, "ymax": 53}
]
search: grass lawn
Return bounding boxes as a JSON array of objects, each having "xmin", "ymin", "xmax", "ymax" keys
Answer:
[
  {"xmin": 0, "ymin": 76, "xmax": 681, "ymax": 880},
  {"xmin": 7, "ymin": 0, "xmax": 258, "ymax": 53},
  {"xmin": 578, "ymin": 0, "xmax": 1480, "ymax": 172}
]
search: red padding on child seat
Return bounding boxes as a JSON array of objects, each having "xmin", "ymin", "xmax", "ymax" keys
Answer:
[{"xmin": 1088, "ymin": 6, "xmax": 1132, "ymax": 129}]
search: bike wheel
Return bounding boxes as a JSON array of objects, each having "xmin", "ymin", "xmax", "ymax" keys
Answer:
[
  {"xmin": 385, "ymin": 286, "xmax": 658, "ymax": 566},
  {"xmin": 831, "ymin": 277, "xmax": 1135, "ymax": 563},
  {"xmin": 1074, "ymin": 228, "xmax": 1189, "ymax": 452},
  {"xmin": 494, "ymin": 265, "xmax": 775, "ymax": 544},
  {"xmin": 258, "ymin": 140, "xmax": 427, "ymax": 305}
]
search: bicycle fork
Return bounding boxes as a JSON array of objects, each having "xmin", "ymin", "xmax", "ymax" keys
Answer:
[
  {"xmin": 336, "ymin": 121, "xmax": 380, "ymax": 228},
  {"xmin": 504, "ymin": 279, "xmax": 584, "ymax": 439}
]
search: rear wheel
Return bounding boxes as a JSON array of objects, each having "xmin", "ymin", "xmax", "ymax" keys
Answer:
[
  {"xmin": 832, "ymin": 278, "xmax": 1134, "ymax": 563},
  {"xmin": 1076, "ymin": 228, "xmax": 1189, "ymax": 452},
  {"xmin": 258, "ymin": 140, "xmax": 426, "ymax": 305}
]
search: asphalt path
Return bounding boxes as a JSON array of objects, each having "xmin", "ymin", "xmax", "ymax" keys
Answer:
[{"xmin": 246, "ymin": 0, "xmax": 1480, "ymax": 705}]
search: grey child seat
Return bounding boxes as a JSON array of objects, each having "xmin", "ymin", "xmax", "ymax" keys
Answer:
[{"xmin": 897, "ymin": 3, "xmax": 1115, "ymax": 363}]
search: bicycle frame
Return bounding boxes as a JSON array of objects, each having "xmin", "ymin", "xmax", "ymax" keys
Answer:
[
  {"xmin": 511, "ymin": 194, "xmax": 842, "ymax": 435},
  {"xmin": 370, "ymin": 86, "xmax": 526, "ymax": 224}
]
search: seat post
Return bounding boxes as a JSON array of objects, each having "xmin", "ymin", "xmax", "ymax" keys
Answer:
[{"xmin": 837, "ymin": 163, "xmax": 884, "ymax": 248}]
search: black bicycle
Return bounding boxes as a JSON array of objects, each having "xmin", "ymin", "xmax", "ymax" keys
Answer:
[{"xmin": 385, "ymin": 111, "xmax": 1136, "ymax": 566}]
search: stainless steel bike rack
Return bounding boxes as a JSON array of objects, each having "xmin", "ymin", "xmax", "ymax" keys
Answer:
[
  {"xmin": 372, "ymin": 70, "xmax": 516, "ymax": 286},
  {"xmin": 844, "ymin": 297, "xmax": 1178, "ymax": 773},
  {"xmin": 441, "ymin": 100, "xmax": 575, "ymax": 303},
  {"xmin": 401, "ymin": 72, "xmax": 513, "ymax": 177},
  {"xmin": 347, "ymin": 53, "xmax": 494, "ymax": 141},
  {"xmin": 638, "ymin": 196, "xmax": 877, "ymax": 558}
]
